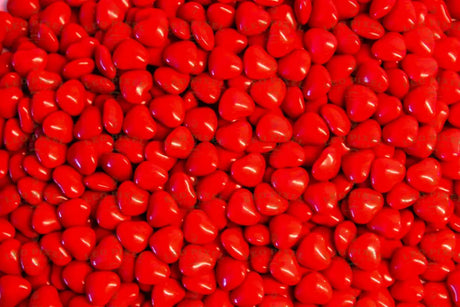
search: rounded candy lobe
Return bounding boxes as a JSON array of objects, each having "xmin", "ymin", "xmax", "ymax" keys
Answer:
[
  {"xmin": 270, "ymin": 249, "xmax": 301, "ymax": 286},
  {"xmin": 216, "ymin": 257, "xmax": 247, "ymax": 291},
  {"xmin": 278, "ymin": 49, "xmax": 311, "ymax": 81},
  {"xmin": 117, "ymin": 181, "xmax": 149, "ymax": 217},
  {"xmin": 231, "ymin": 153, "xmax": 265, "ymax": 188},
  {"xmin": 123, "ymin": 105, "xmax": 156, "ymax": 140},
  {"xmin": 295, "ymin": 272, "xmax": 332, "ymax": 305},
  {"xmin": 304, "ymin": 28, "xmax": 337, "ymax": 64},
  {"xmin": 119, "ymin": 70, "xmax": 153, "ymax": 104},
  {"xmin": 85, "ymin": 271, "xmax": 120, "ymax": 305},
  {"xmin": 208, "ymin": 47, "xmax": 243, "ymax": 80},
  {"xmin": 371, "ymin": 158, "xmax": 406, "ymax": 193},
  {"xmin": 236, "ymin": 2, "xmax": 271, "ymax": 36},
  {"xmin": 150, "ymin": 226, "xmax": 183, "ymax": 264},
  {"xmin": 297, "ymin": 232, "xmax": 332, "ymax": 271},
  {"xmin": 135, "ymin": 251, "xmax": 170, "ymax": 285},
  {"xmin": 230, "ymin": 272, "xmax": 264, "ymax": 306},
  {"xmin": 0, "ymin": 1, "xmax": 459, "ymax": 306},
  {"xmin": 227, "ymin": 189, "xmax": 261, "ymax": 226},
  {"xmin": 219, "ymin": 88, "xmax": 255, "ymax": 122},
  {"xmin": 406, "ymin": 158, "xmax": 441, "ymax": 193},
  {"xmin": 293, "ymin": 112, "xmax": 330, "ymax": 145},
  {"xmin": 90, "ymin": 235, "xmax": 123, "ymax": 270},
  {"xmin": 348, "ymin": 233, "xmax": 381, "ymax": 271},
  {"xmin": 254, "ymin": 183, "xmax": 289, "ymax": 216},
  {"xmin": 244, "ymin": 45, "xmax": 277, "ymax": 80},
  {"xmin": 183, "ymin": 210, "xmax": 217, "ymax": 245},
  {"xmin": 0, "ymin": 275, "xmax": 32, "ymax": 307},
  {"xmin": 383, "ymin": 115, "xmax": 419, "ymax": 148},
  {"xmin": 347, "ymin": 188, "xmax": 384, "ymax": 224}
]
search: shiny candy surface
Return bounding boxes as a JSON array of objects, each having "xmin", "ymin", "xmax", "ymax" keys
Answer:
[{"xmin": 0, "ymin": 0, "xmax": 457, "ymax": 306}]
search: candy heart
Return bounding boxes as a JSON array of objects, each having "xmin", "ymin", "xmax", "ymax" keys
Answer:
[
  {"xmin": 390, "ymin": 246, "xmax": 427, "ymax": 280},
  {"xmin": 269, "ymin": 214, "xmax": 303, "ymax": 249},
  {"xmin": 351, "ymin": 14, "xmax": 385, "ymax": 40},
  {"xmin": 135, "ymin": 251, "xmax": 170, "ymax": 285},
  {"xmin": 250, "ymin": 77, "xmax": 287, "ymax": 110},
  {"xmin": 243, "ymin": 46, "xmax": 277, "ymax": 80},
  {"xmin": 112, "ymin": 39, "xmax": 148, "ymax": 70},
  {"xmin": 312, "ymin": 146, "xmax": 341, "ymax": 181},
  {"xmin": 296, "ymin": 232, "xmax": 332, "ymax": 270},
  {"xmin": 369, "ymin": 0, "xmax": 396, "ymax": 19},
  {"xmin": 266, "ymin": 21, "xmax": 296, "ymax": 58},
  {"xmin": 370, "ymin": 158, "xmax": 405, "ymax": 193},
  {"xmin": 163, "ymin": 41, "xmax": 198, "ymax": 74},
  {"xmin": 403, "ymin": 85, "xmax": 437, "ymax": 123},
  {"xmin": 90, "ymin": 235, "xmax": 123, "ymax": 270},
  {"xmin": 231, "ymin": 153, "xmax": 265, "ymax": 188},
  {"xmin": 406, "ymin": 158, "xmax": 441, "ymax": 193},
  {"xmin": 167, "ymin": 172, "xmax": 197, "ymax": 208},
  {"xmin": 219, "ymin": 88, "xmax": 255, "ymax": 122},
  {"xmin": 347, "ymin": 188, "xmax": 384, "ymax": 224},
  {"xmin": 403, "ymin": 26, "xmax": 435, "ymax": 56},
  {"xmin": 295, "ymin": 272, "xmax": 333, "ymax": 305},
  {"xmin": 435, "ymin": 128, "xmax": 460, "ymax": 161},
  {"xmin": 348, "ymin": 233, "xmax": 381, "ymax": 271},
  {"xmin": 254, "ymin": 183, "xmax": 288, "ymax": 216},
  {"xmin": 189, "ymin": 73, "xmax": 221, "ymax": 103},
  {"xmin": 420, "ymin": 229, "xmax": 456, "ymax": 263},
  {"xmin": 235, "ymin": 2, "xmax": 271, "ymax": 36},
  {"xmin": 61, "ymin": 226, "xmax": 96, "ymax": 261},
  {"xmin": 367, "ymin": 207, "xmax": 402, "ymax": 239},
  {"xmin": 151, "ymin": 279, "xmax": 185, "ymax": 307},
  {"xmin": 227, "ymin": 189, "xmax": 261, "ymax": 226},
  {"xmin": 303, "ymin": 181, "xmax": 337, "ymax": 213},
  {"xmin": 230, "ymin": 272, "xmax": 264, "ymax": 306},
  {"xmin": 116, "ymin": 221, "xmax": 153, "ymax": 254},
  {"xmin": 334, "ymin": 221, "xmax": 357, "ymax": 257},
  {"xmin": 216, "ymin": 120, "xmax": 252, "ymax": 153},
  {"xmin": 382, "ymin": 0, "xmax": 416, "ymax": 32},
  {"xmin": 413, "ymin": 191, "xmax": 453, "ymax": 227},
  {"xmin": 304, "ymin": 28, "xmax": 337, "ymax": 64},
  {"xmin": 270, "ymin": 249, "xmax": 301, "ymax": 286},
  {"xmin": 382, "ymin": 115, "xmax": 418, "ymax": 148},
  {"xmin": 302, "ymin": 64, "xmax": 332, "ymax": 100},
  {"xmin": 401, "ymin": 54, "xmax": 438, "ymax": 84},
  {"xmin": 341, "ymin": 149, "xmax": 375, "ymax": 183},
  {"xmin": 183, "ymin": 210, "xmax": 217, "ymax": 244},
  {"xmin": 119, "ymin": 70, "xmax": 153, "ymax": 104},
  {"xmin": 216, "ymin": 256, "xmax": 248, "ymax": 291},
  {"xmin": 346, "ymin": 119, "xmax": 382, "ymax": 149},
  {"xmin": 0, "ymin": 275, "xmax": 32, "ymax": 307},
  {"xmin": 345, "ymin": 84, "xmax": 378, "ymax": 122},
  {"xmin": 323, "ymin": 257, "xmax": 353, "ymax": 290},
  {"xmin": 221, "ymin": 227, "xmax": 249, "ymax": 261},
  {"xmin": 293, "ymin": 112, "xmax": 330, "ymax": 145},
  {"xmin": 149, "ymin": 226, "xmax": 183, "ymax": 264},
  {"xmin": 146, "ymin": 191, "xmax": 179, "ymax": 228},
  {"xmin": 179, "ymin": 244, "xmax": 217, "ymax": 276},
  {"xmin": 133, "ymin": 10, "xmax": 168, "ymax": 47},
  {"xmin": 309, "ymin": 0, "xmax": 338, "ymax": 29},
  {"xmin": 208, "ymin": 47, "xmax": 243, "ymax": 80},
  {"xmin": 271, "ymin": 167, "xmax": 309, "ymax": 200}
]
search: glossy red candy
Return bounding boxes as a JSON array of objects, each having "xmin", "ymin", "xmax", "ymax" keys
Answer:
[{"xmin": 0, "ymin": 0, "xmax": 459, "ymax": 305}]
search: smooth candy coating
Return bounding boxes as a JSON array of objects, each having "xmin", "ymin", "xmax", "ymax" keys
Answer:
[
  {"xmin": 348, "ymin": 233, "xmax": 381, "ymax": 271},
  {"xmin": 0, "ymin": 0, "xmax": 458, "ymax": 306},
  {"xmin": 295, "ymin": 272, "xmax": 332, "ymax": 305}
]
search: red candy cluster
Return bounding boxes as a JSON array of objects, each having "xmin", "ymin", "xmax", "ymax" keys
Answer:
[{"xmin": 0, "ymin": 0, "xmax": 460, "ymax": 306}]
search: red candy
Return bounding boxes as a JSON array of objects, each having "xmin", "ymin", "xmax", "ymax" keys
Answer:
[{"xmin": 0, "ymin": 0, "xmax": 458, "ymax": 306}]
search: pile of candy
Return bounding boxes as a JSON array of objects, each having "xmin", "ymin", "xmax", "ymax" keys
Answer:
[{"xmin": 0, "ymin": 0, "xmax": 459, "ymax": 306}]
